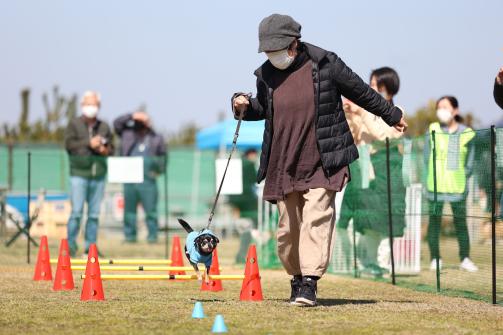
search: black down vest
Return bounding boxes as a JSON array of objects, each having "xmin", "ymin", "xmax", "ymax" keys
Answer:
[{"xmin": 239, "ymin": 42, "xmax": 402, "ymax": 183}]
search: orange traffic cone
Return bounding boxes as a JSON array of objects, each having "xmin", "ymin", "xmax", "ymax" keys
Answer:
[
  {"xmin": 201, "ymin": 248, "xmax": 223, "ymax": 292},
  {"xmin": 169, "ymin": 235, "xmax": 186, "ymax": 276},
  {"xmin": 53, "ymin": 239, "xmax": 74, "ymax": 291},
  {"xmin": 80, "ymin": 244, "xmax": 104, "ymax": 301},
  {"xmin": 239, "ymin": 244, "xmax": 263, "ymax": 301},
  {"xmin": 33, "ymin": 235, "xmax": 52, "ymax": 281}
]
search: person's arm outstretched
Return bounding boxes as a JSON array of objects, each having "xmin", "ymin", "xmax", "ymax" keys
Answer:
[{"xmin": 330, "ymin": 54, "xmax": 407, "ymax": 132}]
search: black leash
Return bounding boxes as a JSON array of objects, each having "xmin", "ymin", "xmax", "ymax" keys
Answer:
[{"xmin": 205, "ymin": 93, "xmax": 250, "ymax": 230}]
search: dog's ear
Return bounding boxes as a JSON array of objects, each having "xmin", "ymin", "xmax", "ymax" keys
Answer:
[{"xmin": 213, "ymin": 236, "xmax": 220, "ymax": 244}]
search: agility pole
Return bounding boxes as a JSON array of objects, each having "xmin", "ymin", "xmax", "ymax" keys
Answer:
[
  {"xmin": 50, "ymin": 259, "xmax": 173, "ymax": 265},
  {"xmin": 80, "ymin": 274, "xmax": 245, "ymax": 280},
  {"xmin": 70, "ymin": 265, "xmax": 221, "ymax": 271}
]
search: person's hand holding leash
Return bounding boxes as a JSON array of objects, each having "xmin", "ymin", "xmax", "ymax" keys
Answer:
[{"xmin": 233, "ymin": 95, "xmax": 250, "ymax": 117}]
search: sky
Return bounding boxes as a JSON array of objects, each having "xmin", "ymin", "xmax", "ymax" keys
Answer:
[{"xmin": 1, "ymin": 0, "xmax": 502, "ymax": 136}]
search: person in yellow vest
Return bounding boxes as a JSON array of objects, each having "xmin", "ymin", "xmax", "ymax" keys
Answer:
[{"xmin": 425, "ymin": 96, "xmax": 478, "ymax": 272}]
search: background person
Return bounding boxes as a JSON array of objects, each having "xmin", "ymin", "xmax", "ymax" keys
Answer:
[
  {"xmin": 232, "ymin": 14, "xmax": 407, "ymax": 306},
  {"xmin": 338, "ymin": 67, "xmax": 406, "ymax": 278},
  {"xmin": 64, "ymin": 91, "xmax": 113, "ymax": 257},
  {"xmin": 114, "ymin": 109, "xmax": 166, "ymax": 244},
  {"xmin": 424, "ymin": 96, "xmax": 478, "ymax": 272}
]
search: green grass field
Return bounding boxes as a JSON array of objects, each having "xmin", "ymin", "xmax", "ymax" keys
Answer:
[{"xmin": 1, "ymin": 236, "xmax": 502, "ymax": 335}]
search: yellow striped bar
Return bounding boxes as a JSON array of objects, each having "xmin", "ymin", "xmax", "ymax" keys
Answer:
[
  {"xmin": 70, "ymin": 265, "xmax": 222, "ymax": 272},
  {"xmin": 80, "ymin": 274, "xmax": 245, "ymax": 280},
  {"xmin": 50, "ymin": 259, "xmax": 173, "ymax": 265}
]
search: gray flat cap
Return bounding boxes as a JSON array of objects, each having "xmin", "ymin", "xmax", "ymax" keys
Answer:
[{"xmin": 258, "ymin": 14, "xmax": 301, "ymax": 53}]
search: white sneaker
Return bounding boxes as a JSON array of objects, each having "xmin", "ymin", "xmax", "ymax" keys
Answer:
[
  {"xmin": 430, "ymin": 259, "xmax": 442, "ymax": 271},
  {"xmin": 460, "ymin": 258, "xmax": 478, "ymax": 272}
]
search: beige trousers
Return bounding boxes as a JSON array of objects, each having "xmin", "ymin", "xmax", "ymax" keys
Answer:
[{"xmin": 276, "ymin": 188, "xmax": 336, "ymax": 277}]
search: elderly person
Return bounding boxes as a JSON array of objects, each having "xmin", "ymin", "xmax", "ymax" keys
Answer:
[
  {"xmin": 494, "ymin": 67, "xmax": 503, "ymax": 109},
  {"xmin": 65, "ymin": 91, "xmax": 113, "ymax": 257},
  {"xmin": 114, "ymin": 110, "xmax": 166, "ymax": 243},
  {"xmin": 232, "ymin": 14, "xmax": 407, "ymax": 306}
]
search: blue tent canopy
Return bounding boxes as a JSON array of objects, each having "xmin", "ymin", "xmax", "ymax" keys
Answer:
[{"xmin": 196, "ymin": 119, "xmax": 265, "ymax": 150}]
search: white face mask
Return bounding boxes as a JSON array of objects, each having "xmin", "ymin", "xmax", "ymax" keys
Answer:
[
  {"xmin": 436, "ymin": 108, "xmax": 453, "ymax": 124},
  {"xmin": 265, "ymin": 48, "xmax": 295, "ymax": 70},
  {"xmin": 82, "ymin": 105, "xmax": 99, "ymax": 119}
]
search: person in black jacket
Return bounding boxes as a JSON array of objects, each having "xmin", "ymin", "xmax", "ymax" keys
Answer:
[
  {"xmin": 494, "ymin": 67, "xmax": 503, "ymax": 109},
  {"xmin": 114, "ymin": 110, "xmax": 166, "ymax": 243},
  {"xmin": 232, "ymin": 14, "xmax": 407, "ymax": 307}
]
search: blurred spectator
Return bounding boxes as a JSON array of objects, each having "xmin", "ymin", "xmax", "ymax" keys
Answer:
[
  {"xmin": 338, "ymin": 67, "xmax": 406, "ymax": 278},
  {"xmin": 228, "ymin": 149, "xmax": 258, "ymax": 264},
  {"xmin": 114, "ymin": 110, "xmax": 166, "ymax": 243},
  {"xmin": 494, "ymin": 67, "xmax": 503, "ymax": 109},
  {"xmin": 64, "ymin": 91, "xmax": 113, "ymax": 257},
  {"xmin": 424, "ymin": 96, "xmax": 478, "ymax": 272}
]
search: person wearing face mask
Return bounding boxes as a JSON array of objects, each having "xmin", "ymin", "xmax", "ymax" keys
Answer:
[
  {"xmin": 64, "ymin": 91, "xmax": 113, "ymax": 257},
  {"xmin": 113, "ymin": 109, "xmax": 166, "ymax": 244},
  {"xmin": 494, "ymin": 67, "xmax": 503, "ymax": 109},
  {"xmin": 232, "ymin": 14, "xmax": 407, "ymax": 306},
  {"xmin": 424, "ymin": 96, "xmax": 478, "ymax": 272},
  {"xmin": 338, "ymin": 67, "xmax": 406, "ymax": 278}
]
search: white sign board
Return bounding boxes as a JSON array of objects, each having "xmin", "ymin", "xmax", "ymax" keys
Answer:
[
  {"xmin": 107, "ymin": 157, "xmax": 144, "ymax": 183},
  {"xmin": 215, "ymin": 158, "xmax": 242, "ymax": 195}
]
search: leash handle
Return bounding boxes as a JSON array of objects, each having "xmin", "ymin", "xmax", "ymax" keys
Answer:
[{"xmin": 206, "ymin": 93, "xmax": 250, "ymax": 230}]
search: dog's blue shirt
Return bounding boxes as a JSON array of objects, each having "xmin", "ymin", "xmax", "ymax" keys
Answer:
[{"xmin": 185, "ymin": 229, "xmax": 217, "ymax": 267}]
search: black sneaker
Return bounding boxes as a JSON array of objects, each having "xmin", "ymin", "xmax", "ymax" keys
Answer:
[
  {"xmin": 290, "ymin": 275, "xmax": 303, "ymax": 304},
  {"xmin": 295, "ymin": 277, "xmax": 318, "ymax": 307}
]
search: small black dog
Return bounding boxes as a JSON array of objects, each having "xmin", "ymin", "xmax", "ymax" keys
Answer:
[{"xmin": 178, "ymin": 218, "xmax": 219, "ymax": 283}]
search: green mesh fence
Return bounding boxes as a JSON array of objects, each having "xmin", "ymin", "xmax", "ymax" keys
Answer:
[
  {"xmin": 0, "ymin": 144, "xmax": 217, "ymax": 218},
  {"xmin": 258, "ymin": 127, "xmax": 503, "ymax": 305},
  {"xmin": 2, "ymin": 128, "xmax": 502, "ymax": 304}
]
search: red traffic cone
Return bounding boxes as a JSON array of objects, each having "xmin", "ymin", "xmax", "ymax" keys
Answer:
[
  {"xmin": 201, "ymin": 248, "xmax": 223, "ymax": 292},
  {"xmin": 239, "ymin": 244, "xmax": 263, "ymax": 301},
  {"xmin": 80, "ymin": 244, "xmax": 104, "ymax": 301},
  {"xmin": 169, "ymin": 235, "xmax": 186, "ymax": 276},
  {"xmin": 53, "ymin": 239, "xmax": 74, "ymax": 291},
  {"xmin": 33, "ymin": 235, "xmax": 52, "ymax": 281}
]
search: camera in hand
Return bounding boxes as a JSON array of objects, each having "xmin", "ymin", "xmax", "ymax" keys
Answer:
[{"xmin": 134, "ymin": 120, "xmax": 147, "ymax": 131}]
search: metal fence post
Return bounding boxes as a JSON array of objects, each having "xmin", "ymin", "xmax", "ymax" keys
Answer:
[
  {"xmin": 27, "ymin": 151, "xmax": 31, "ymax": 264},
  {"xmin": 7, "ymin": 142, "xmax": 13, "ymax": 190},
  {"xmin": 386, "ymin": 138, "xmax": 396, "ymax": 285},
  {"xmin": 491, "ymin": 126, "xmax": 497, "ymax": 305},
  {"xmin": 164, "ymin": 153, "xmax": 170, "ymax": 259},
  {"xmin": 353, "ymin": 222, "xmax": 358, "ymax": 278},
  {"xmin": 432, "ymin": 130, "xmax": 440, "ymax": 292}
]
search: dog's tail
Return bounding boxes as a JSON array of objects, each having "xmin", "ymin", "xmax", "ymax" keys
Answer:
[{"xmin": 177, "ymin": 218, "xmax": 194, "ymax": 233}]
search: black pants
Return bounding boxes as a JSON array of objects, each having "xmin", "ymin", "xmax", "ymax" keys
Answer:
[{"xmin": 427, "ymin": 200, "xmax": 470, "ymax": 261}]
